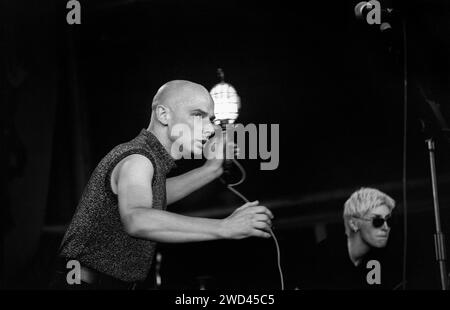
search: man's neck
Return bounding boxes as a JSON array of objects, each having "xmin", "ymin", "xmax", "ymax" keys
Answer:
[
  {"xmin": 347, "ymin": 235, "xmax": 370, "ymax": 267},
  {"xmin": 146, "ymin": 125, "xmax": 173, "ymax": 157}
]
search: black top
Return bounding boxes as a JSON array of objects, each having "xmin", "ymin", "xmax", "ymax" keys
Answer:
[
  {"xmin": 59, "ymin": 129, "xmax": 176, "ymax": 282},
  {"xmin": 301, "ymin": 233, "xmax": 401, "ymax": 290}
]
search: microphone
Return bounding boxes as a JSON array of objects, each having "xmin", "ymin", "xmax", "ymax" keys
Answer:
[
  {"xmin": 355, "ymin": 1, "xmax": 375, "ymax": 21},
  {"xmin": 355, "ymin": 1, "xmax": 394, "ymax": 19},
  {"xmin": 354, "ymin": 1, "xmax": 395, "ymax": 28},
  {"xmin": 354, "ymin": 1, "xmax": 400, "ymax": 55},
  {"xmin": 380, "ymin": 22, "xmax": 392, "ymax": 32}
]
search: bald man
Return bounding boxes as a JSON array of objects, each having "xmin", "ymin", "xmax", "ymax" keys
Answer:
[{"xmin": 50, "ymin": 80, "xmax": 274, "ymax": 290}]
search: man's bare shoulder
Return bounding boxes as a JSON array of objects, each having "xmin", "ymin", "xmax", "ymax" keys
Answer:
[
  {"xmin": 122, "ymin": 153, "xmax": 152, "ymax": 166},
  {"xmin": 111, "ymin": 154, "xmax": 154, "ymax": 194}
]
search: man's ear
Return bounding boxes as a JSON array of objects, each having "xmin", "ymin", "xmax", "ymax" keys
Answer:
[
  {"xmin": 349, "ymin": 218, "xmax": 359, "ymax": 233},
  {"xmin": 154, "ymin": 105, "xmax": 170, "ymax": 126}
]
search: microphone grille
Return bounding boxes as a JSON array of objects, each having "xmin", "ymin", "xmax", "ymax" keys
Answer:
[
  {"xmin": 380, "ymin": 22, "xmax": 392, "ymax": 32},
  {"xmin": 354, "ymin": 1, "xmax": 369, "ymax": 19}
]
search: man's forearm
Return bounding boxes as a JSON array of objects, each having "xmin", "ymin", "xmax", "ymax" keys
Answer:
[
  {"xmin": 126, "ymin": 207, "xmax": 227, "ymax": 243},
  {"xmin": 166, "ymin": 164, "xmax": 222, "ymax": 205}
]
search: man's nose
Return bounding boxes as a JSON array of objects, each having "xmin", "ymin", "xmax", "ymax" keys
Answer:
[{"xmin": 203, "ymin": 122, "xmax": 215, "ymax": 138}]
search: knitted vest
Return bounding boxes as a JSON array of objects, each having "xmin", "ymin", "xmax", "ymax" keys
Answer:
[{"xmin": 60, "ymin": 129, "xmax": 175, "ymax": 282}]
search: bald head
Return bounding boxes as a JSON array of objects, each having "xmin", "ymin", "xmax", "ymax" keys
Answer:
[
  {"xmin": 152, "ymin": 80, "xmax": 212, "ymax": 111},
  {"xmin": 147, "ymin": 80, "xmax": 217, "ymax": 155}
]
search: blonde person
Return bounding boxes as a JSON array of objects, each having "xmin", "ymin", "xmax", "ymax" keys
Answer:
[{"xmin": 304, "ymin": 187, "xmax": 401, "ymax": 290}]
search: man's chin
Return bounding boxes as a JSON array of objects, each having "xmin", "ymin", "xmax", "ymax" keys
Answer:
[{"xmin": 372, "ymin": 240, "xmax": 388, "ymax": 248}]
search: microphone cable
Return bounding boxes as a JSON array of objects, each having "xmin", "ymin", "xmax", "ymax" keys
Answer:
[{"xmin": 224, "ymin": 158, "xmax": 285, "ymax": 290}]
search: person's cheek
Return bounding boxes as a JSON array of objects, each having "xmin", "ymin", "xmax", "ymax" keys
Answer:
[
  {"xmin": 190, "ymin": 118, "xmax": 199, "ymax": 138},
  {"xmin": 199, "ymin": 120, "xmax": 207, "ymax": 138},
  {"xmin": 366, "ymin": 228, "xmax": 376, "ymax": 244}
]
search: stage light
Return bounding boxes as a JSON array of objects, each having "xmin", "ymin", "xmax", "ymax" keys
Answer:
[{"xmin": 210, "ymin": 68, "xmax": 241, "ymax": 128}]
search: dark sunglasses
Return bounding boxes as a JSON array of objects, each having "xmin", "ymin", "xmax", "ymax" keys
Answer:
[{"xmin": 357, "ymin": 216, "xmax": 393, "ymax": 228}]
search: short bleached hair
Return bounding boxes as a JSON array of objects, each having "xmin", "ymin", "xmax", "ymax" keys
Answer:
[{"xmin": 343, "ymin": 187, "xmax": 395, "ymax": 236}]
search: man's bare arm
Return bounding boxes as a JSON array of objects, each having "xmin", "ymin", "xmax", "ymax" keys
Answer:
[
  {"xmin": 166, "ymin": 127, "xmax": 238, "ymax": 205},
  {"xmin": 166, "ymin": 164, "xmax": 222, "ymax": 205},
  {"xmin": 118, "ymin": 154, "xmax": 273, "ymax": 243}
]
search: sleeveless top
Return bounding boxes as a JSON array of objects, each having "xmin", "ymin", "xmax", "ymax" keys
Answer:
[{"xmin": 59, "ymin": 129, "xmax": 176, "ymax": 282}]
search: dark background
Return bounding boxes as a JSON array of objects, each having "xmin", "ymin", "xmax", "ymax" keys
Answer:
[{"xmin": 2, "ymin": 0, "xmax": 450, "ymax": 289}]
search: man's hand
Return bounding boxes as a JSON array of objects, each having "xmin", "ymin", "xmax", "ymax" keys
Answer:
[
  {"xmin": 203, "ymin": 125, "xmax": 239, "ymax": 173},
  {"xmin": 220, "ymin": 201, "xmax": 274, "ymax": 239},
  {"xmin": 166, "ymin": 126, "xmax": 239, "ymax": 205}
]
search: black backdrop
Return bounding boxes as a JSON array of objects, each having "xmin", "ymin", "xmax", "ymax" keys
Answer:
[{"xmin": 2, "ymin": 0, "xmax": 450, "ymax": 289}]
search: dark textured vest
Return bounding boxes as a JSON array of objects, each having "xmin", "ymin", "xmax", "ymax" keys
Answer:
[{"xmin": 59, "ymin": 129, "xmax": 175, "ymax": 282}]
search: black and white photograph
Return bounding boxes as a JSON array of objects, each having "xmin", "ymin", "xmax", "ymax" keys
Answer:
[{"xmin": 2, "ymin": 0, "xmax": 450, "ymax": 297}]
